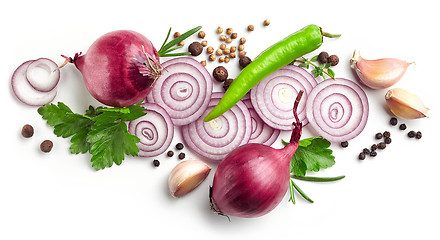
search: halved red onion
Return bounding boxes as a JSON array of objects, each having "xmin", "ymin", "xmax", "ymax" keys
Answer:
[
  {"xmin": 11, "ymin": 60, "xmax": 57, "ymax": 106},
  {"xmin": 306, "ymin": 78, "xmax": 369, "ymax": 142},
  {"xmin": 26, "ymin": 58, "xmax": 60, "ymax": 92},
  {"xmin": 242, "ymin": 94, "xmax": 280, "ymax": 145},
  {"xmin": 146, "ymin": 57, "xmax": 213, "ymax": 126},
  {"xmin": 181, "ymin": 92, "xmax": 251, "ymax": 162},
  {"xmin": 250, "ymin": 64, "xmax": 317, "ymax": 130},
  {"xmin": 128, "ymin": 103, "xmax": 174, "ymax": 157}
]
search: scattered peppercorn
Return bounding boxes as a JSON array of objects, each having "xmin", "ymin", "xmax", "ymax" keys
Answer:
[
  {"xmin": 375, "ymin": 132, "xmax": 383, "ymax": 139},
  {"xmin": 153, "ymin": 159, "xmax": 160, "ymax": 167},
  {"xmin": 415, "ymin": 131, "xmax": 422, "ymax": 139},
  {"xmin": 399, "ymin": 124, "xmax": 407, "ymax": 130},
  {"xmin": 239, "ymin": 56, "xmax": 252, "ymax": 69},
  {"xmin": 341, "ymin": 141, "xmax": 349, "ymax": 148},
  {"xmin": 213, "ymin": 66, "xmax": 228, "ymax": 82},
  {"xmin": 21, "ymin": 124, "xmax": 34, "ymax": 138},
  {"xmin": 383, "ymin": 131, "xmax": 391, "ymax": 138},
  {"xmin": 40, "ymin": 140, "xmax": 53, "ymax": 153},
  {"xmin": 176, "ymin": 143, "xmax": 184, "ymax": 150},
  {"xmin": 370, "ymin": 151, "xmax": 377, "ymax": 157},
  {"xmin": 263, "ymin": 19, "xmax": 270, "ymax": 26},
  {"xmin": 328, "ymin": 55, "xmax": 339, "ymax": 66},
  {"xmin": 248, "ymin": 25, "xmax": 254, "ymax": 31},
  {"xmin": 178, "ymin": 152, "xmax": 186, "ymax": 160},
  {"xmin": 363, "ymin": 148, "xmax": 371, "ymax": 155},
  {"xmin": 173, "ymin": 32, "xmax": 181, "ymax": 38},
  {"xmin": 358, "ymin": 152, "xmax": 366, "ymax": 160},
  {"xmin": 223, "ymin": 78, "xmax": 234, "ymax": 91},
  {"xmin": 390, "ymin": 117, "xmax": 398, "ymax": 126},
  {"xmin": 230, "ymin": 33, "xmax": 237, "ymax": 39},
  {"xmin": 371, "ymin": 144, "xmax": 378, "ymax": 151},
  {"xmin": 408, "ymin": 131, "xmax": 416, "ymax": 138},
  {"xmin": 318, "ymin": 51, "xmax": 329, "ymax": 64},
  {"xmin": 378, "ymin": 142, "xmax": 387, "ymax": 150},
  {"xmin": 188, "ymin": 42, "xmax": 203, "ymax": 56},
  {"xmin": 167, "ymin": 150, "xmax": 174, "ymax": 157},
  {"xmin": 384, "ymin": 137, "xmax": 392, "ymax": 144},
  {"xmin": 198, "ymin": 31, "xmax": 205, "ymax": 39}
]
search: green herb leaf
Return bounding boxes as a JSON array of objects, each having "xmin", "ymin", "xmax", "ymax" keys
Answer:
[
  {"xmin": 327, "ymin": 68, "xmax": 335, "ymax": 78},
  {"xmin": 310, "ymin": 55, "xmax": 319, "ymax": 62},
  {"xmin": 288, "ymin": 179, "xmax": 296, "ymax": 204},
  {"xmin": 158, "ymin": 26, "xmax": 202, "ymax": 57}
]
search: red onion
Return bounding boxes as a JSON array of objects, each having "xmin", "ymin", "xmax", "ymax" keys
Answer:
[
  {"xmin": 210, "ymin": 90, "xmax": 304, "ymax": 218},
  {"xmin": 11, "ymin": 60, "xmax": 57, "ymax": 106},
  {"xmin": 250, "ymin": 65, "xmax": 317, "ymax": 130},
  {"xmin": 128, "ymin": 103, "xmax": 174, "ymax": 157},
  {"xmin": 65, "ymin": 30, "xmax": 161, "ymax": 107},
  {"xmin": 146, "ymin": 57, "xmax": 213, "ymax": 126},
  {"xmin": 181, "ymin": 92, "xmax": 251, "ymax": 162},
  {"xmin": 242, "ymin": 94, "xmax": 280, "ymax": 145},
  {"xmin": 306, "ymin": 78, "xmax": 369, "ymax": 142},
  {"xmin": 26, "ymin": 58, "xmax": 60, "ymax": 92}
]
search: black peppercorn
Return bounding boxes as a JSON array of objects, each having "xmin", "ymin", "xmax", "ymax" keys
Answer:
[
  {"xmin": 176, "ymin": 143, "xmax": 184, "ymax": 150},
  {"xmin": 213, "ymin": 66, "xmax": 228, "ymax": 82},
  {"xmin": 167, "ymin": 150, "xmax": 174, "ymax": 157},
  {"xmin": 40, "ymin": 140, "xmax": 53, "ymax": 153},
  {"xmin": 362, "ymin": 148, "xmax": 371, "ymax": 154},
  {"xmin": 399, "ymin": 124, "xmax": 407, "ymax": 130},
  {"xmin": 152, "ymin": 159, "xmax": 160, "ymax": 167},
  {"xmin": 188, "ymin": 41, "xmax": 203, "ymax": 56},
  {"xmin": 318, "ymin": 51, "xmax": 329, "ymax": 64},
  {"xmin": 378, "ymin": 142, "xmax": 387, "ymax": 150},
  {"xmin": 408, "ymin": 130, "xmax": 416, "ymax": 138},
  {"xmin": 370, "ymin": 151, "xmax": 377, "ymax": 157},
  {"xmin": 415, "ymin": 131, "xmax": 422, "ymax": 139},
  {"xmin": 21, "ymin": 124, "xmax": 34, "ymax": 138},
  {"xmin": 383, "ymin": 131, "xmax": 391, "ymax": 138},
  {"xmin": 341, "ymin": 141, "xmax": 349, "ymax": 148},
  {"xmin": 223, "ymin": 78, "xmax": 234, "ymax": 91},
  {"xmin": 178, "ymin": 152, "xmax": 186, "ymax": 160},
  {"xmin": 384, "ymin": 137, "xmax": 392, "ymax": 144},
  {"xmin": 371, "ymin": 144, "xmax": 378, "ymax": 151},
  {"xmin": 375, "ymin": 132, "xmax": 383, "ymax": 139},
  {"xmin": 390, "ymin": 117, "xmax": 398, "ymax": 126},
  {"xmin": 328, "ymin": 55, "xmax": 339, "ymax": 66},
  {"xmin": 358, "ymin": 152, "xmax": 366, "ymax": 160},
  {"xmin": 239, "ymin": 56, "xmax": 252, "ymax": 69}
]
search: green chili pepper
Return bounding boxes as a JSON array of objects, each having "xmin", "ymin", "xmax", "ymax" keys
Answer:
[{"xmin": 204, "ymin": 24, "xmax": 340, "ymax": 122}]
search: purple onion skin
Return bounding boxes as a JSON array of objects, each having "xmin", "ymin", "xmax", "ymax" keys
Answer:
[
  {"xmin": 73, "ymin": 30, "xmax": 160, "ymax": 107},
  {"xmin": 211, "ymin": 124, "xmax": 301, "ymax": 218}
]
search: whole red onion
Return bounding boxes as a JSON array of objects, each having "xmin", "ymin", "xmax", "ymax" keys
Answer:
[
  {"xmin": 210, "ymin": 91, "xmax": 304, "ymax": 218},
  {"xmin": 66, "ymin": 30, "xmax": 161, "ymax": 107}
]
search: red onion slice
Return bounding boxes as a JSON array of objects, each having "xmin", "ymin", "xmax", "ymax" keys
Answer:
[
  {"xmin": 26, "ymin": 58, "xmax": 60, "ymax": 92},
  {"xmin": 128, "ymin": 103, "xmax": 174, "ymax": 157},
  {"xmin": 306, "ymin": 78, "xmax": 369, "ymax": 142},
  {"xmin": 250, "ymin": 64, "xmax": 317, "ymax": 130},
  {"xmin": 242, "ymin": 94, "xmax": 280, "ymax": 145},
  {"xmin": 146, "ymin": 57, "xmax": 213, "ymax": 126},
  {"xmin": 11, "ymin": 60, "xmax": 57, "ymax": 106},
  {"xmin": 181, "ymin": 92, "xmax": 251, "ymax": 162}
]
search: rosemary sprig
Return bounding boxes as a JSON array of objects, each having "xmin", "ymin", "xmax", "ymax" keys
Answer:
[
  {"xmin": 291, "ymin": 55, "xmax": 336, "ymax": 80},
  {"xmin": 158, "ymin": 26, "xmax": 202, "ymax": 57}
]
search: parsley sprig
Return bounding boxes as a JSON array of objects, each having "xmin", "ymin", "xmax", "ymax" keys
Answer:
[
  {"xmin": 38, "ymin": 102, "xmax": 146, "ymax": 171},
  {"xmin": 283, "ymin": 137, "xmax": 345, "ymax": 204},
  {"xmin": 291, "ymin": 55, "xmax": 336, "ymax": 80}
]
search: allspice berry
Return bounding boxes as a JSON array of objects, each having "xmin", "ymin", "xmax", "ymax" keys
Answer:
[
  {"xmin": 40, "ymin": 140, "xmax": 53, "ymax": 153},
  {"xmin": 318, "ymin": 51, "xmax": 329, "ymax": 64},
  {"xmin": 188, "ymin": 42, "xmax": 203, "ymax": 56},
  {"xmin": 21, "ymin": 124, "xmax": 34, "ymax": 138},
  {"xmin": 223, "ymin": 78, "xmax": 234, "ymax": 91},
  {"xmin": 239, "ymin": 56, "xmax": 252, "ymax": 69},
  {"xmin": 328, "ymin": 55, "xmax": 339, "ymax": 66},
  {"xmin": 213, "ymin": 66, "xmax": 228, "ymax": 82}
]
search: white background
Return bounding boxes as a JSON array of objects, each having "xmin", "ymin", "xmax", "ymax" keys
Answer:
[{"xmin": 1, "ymin": 0, "xmax": 439, "ymax": 239}]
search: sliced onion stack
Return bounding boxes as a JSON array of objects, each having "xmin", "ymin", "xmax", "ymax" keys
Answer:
[
  {"xmin": 306, "ymin": 78, "xmax": 369, "ymax": 143},
  {"xmin": 181, "ymin": 92, "xmax": 251, "ymax": 162},
  {"xmin": 250, "ymin": 64, "xmax": 317, "ymax": 130},
  {"xmin": 146, "ymin": 57, "xmax": 213, "ymax": 126},
  {"xmin": 242, "ymin": 94, "xmax": 280, "ymax": 145},
  {"xmin": 128, "ymin": 103, "xmax": 174, "ymax": 157},
  {"xmin": 11, "ymin": 58, "xmax": 60, "ymax": 106}
]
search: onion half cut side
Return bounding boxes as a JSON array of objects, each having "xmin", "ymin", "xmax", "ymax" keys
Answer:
[
  {"xmin": 242, "ymin": 94, "xmax": 280, "ymax": 145},
  {"xmin": 250, "ymin": 64, "xmax": 317, "ymax": 130},
  {"xmin": 146, "ymin": 57, "xmax": 213, "ymax": 126},
  {"xmin": 181, "ymin": 92, "xmax": 252, "ymax": 162},
  {"xmin": 128, "ymin": 103, "xmax": 174, "ymax": 157},
  {"xmin": 26, "ymin": 58, "xmax": 60, "ymax": 92},
  {"xmin": 11, "ymin": 60, "xmax": 57, "ymax": 106},
  {"xmin": 306, "ymin": 78, "xmax": 369, "ymax": 143}
]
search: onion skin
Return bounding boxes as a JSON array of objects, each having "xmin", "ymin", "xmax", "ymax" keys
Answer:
[{"xmin": 72, "ymin": 30, "xmax": 161, "ymax": 107}]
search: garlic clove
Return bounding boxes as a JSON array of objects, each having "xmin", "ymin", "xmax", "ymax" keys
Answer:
[
  {"xmin": 385, "ymin": 88, "xmax": 429, "ymax": 119},
  {"xmin": 168, "ymin": 159, "xmax": 211, "ymax": 198},
  {"xmin": 351, "ymin": 50, "xmax": 413, "ymax": 89}
]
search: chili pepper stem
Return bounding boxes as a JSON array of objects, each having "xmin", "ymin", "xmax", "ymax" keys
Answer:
[{"xmin": 321, "ymin": 30, "xmax": 341, "ymax": 39}]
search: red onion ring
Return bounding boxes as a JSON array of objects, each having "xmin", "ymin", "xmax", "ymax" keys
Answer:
[
  {"xmin": 146, "ymin": 57, "xmax": 213, "ymax": 126},
  {"xmin": 242, "ymin": 94, "xmax": 280, "ymax": 145},
  {"xmin": 128, "ymin": 103, "xmax": 174, "ymax": 157},
  {"xmin": 250, "ymin": 64, "xmax": 317, "ymax": 130},
  {"xmin": 181, "ymin": 92, "xmax": 251, "ymax": 162},
  {"xmin": 26, "ymin": 58, "xmax": 60, "ymax": 92},
  {"xmin": 11, "ymin": 60, "xmax": 57, "ymax": 106},
  {"xmin": 306, "ymin": 78, "xmax": 369, "ymax": 142}
]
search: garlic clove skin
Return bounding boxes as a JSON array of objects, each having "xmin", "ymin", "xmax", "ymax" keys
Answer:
[
  {"xmin": 351, "ymin": 50, "xmax": 413, "ymax": 89},
  {"xmin": 168, "ymin": 159, "xmax": 211, "ymax": 198},
  {"xmin": 385, "ymin": 88, "xmax": 429, "ymax": 119}
]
